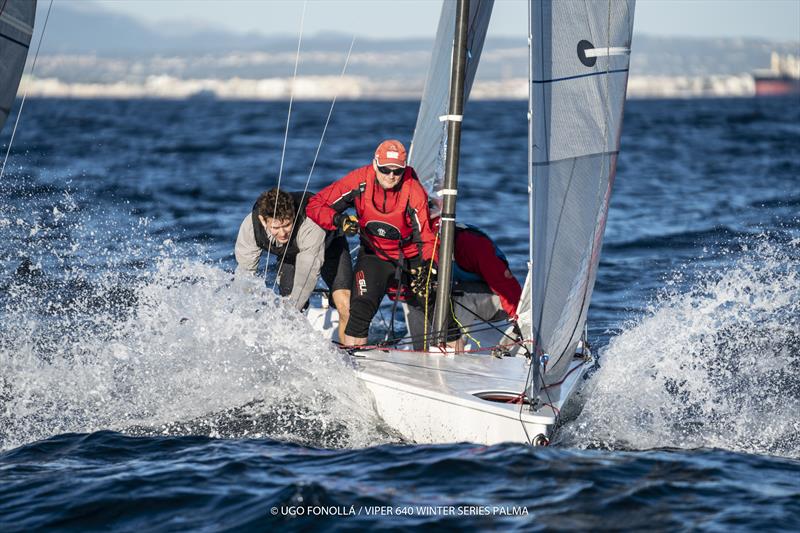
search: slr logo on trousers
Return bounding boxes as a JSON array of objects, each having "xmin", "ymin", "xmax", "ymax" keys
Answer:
[{"xmin": 356, "ymin": 270, "xmax": 367, "ymax": 295}]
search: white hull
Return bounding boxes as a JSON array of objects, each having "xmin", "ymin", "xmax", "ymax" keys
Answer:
[
  {"xmin": 352, "ymin": 347, "xmax": 590, "ymax": 445},
  {"xmin": 307, "ymin": 305, "xmax": 591, "ymax": 445},
  {"xmin": 306, "ymin": 302, "xmax": 340, "ymax": 343}
]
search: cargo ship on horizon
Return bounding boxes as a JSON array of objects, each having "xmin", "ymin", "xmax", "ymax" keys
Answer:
[{"xmin": 753, "ymin": 52, "xmax": 800, "ymax": 96}]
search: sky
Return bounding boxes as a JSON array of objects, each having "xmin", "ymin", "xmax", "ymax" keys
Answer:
[{"xmin": 84, "ymin": 0, "xmax": 800, "ymax": 42}]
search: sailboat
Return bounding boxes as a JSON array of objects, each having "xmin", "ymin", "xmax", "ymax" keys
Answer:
[
  {"xmin": 0, "ymin": 0, "xmax": 36, "ymax": 133},
  {"xmin": 309, "ymin": 0, "xmax": 636, "ymax": 445}
]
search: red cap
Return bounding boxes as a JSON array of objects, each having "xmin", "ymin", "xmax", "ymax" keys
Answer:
[{"xmin": 374, "ymin": 139, "xmax": 407, "ymax": 167}]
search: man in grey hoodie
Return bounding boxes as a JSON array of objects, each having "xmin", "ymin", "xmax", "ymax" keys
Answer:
[{"xmin": 235, "ymin": 188, "xmax": 352, "ymax": 342}]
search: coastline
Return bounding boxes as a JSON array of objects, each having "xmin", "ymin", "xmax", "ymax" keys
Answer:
[{"xmin": 20, "ymin": 73, "xmax": 764, "ymax": 100}]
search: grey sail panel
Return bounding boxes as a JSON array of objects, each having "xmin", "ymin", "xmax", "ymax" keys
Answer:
[
  {"xmin": 0, "ymin": 0, "xmax": 35, "ymax": 132},
  {"xmin": 409, "ymin": 0, "xmax": 493, "ymax": 194},
  {"xmin": 523, "ymin": 0, "xmax": 635, "ymax": 385}
]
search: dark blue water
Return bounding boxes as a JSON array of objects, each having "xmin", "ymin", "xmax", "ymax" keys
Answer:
[{"xmin": 1, "ymin": 97, "xmax": 799, "ymax": 530}]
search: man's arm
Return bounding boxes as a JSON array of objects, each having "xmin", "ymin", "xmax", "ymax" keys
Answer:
[
  {"xmin": 306, "ymin": 166, "xmax": 366, "ymax": 230},
  {"xmin": 408, "ymin": 181, "xmax": 438, "ymax": 262},
  {"xmin": 286, "ymin": 217, "xmax": 326, "ymax": 310},
  {"xmin": 234, "ymin": 214, "xmax": 262, "ymax": 276}
]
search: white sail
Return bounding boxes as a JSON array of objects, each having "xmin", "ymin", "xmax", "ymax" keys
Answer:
[
  {"xmin": 409, "ymin": 0, "xmax": 493, "ymax": 194},
  {"xmin": 0, "ymin": 0, "xmax": 36, "ymax": 132},
  {"xmin": 522, "ymin": 0, "xmax": 636, "ymax": 388}
]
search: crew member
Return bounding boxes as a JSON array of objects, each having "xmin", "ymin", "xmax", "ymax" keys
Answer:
[
  {"xmin": 306, "ymin": 139, "xmax": 460, "ymax": 348},
  {"xmin": 235, "ymin": 188, "xmax": 352, "ymax": 342},
  {"xmin": 406, "ymin": 214, "xmax": 522, "ymax": 351}
]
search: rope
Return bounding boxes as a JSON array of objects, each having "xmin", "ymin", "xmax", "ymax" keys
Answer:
[
  {"xmin": 378, "ymin": 318, "xmax": 519, "ymax": 351},
  {"xmin": 379, "ymin": 320, "xmax": 516, "ymax": 350},
  {"xmin": 265, "ymin": 0, "xmax": 306, "ymax": 282},
  {"xmin": 422, "ymin": 232, "xmax": 439, "ymax": 350},
  {"xmin": 272, "ymin": 35, "xmax": 356, "ymax": 291},
  {"xmin": 450, "ymin": 300, "xmax": 478, "ymax": 347},
  {"xmin": 1, "ymin": 0, "xmax": 54, "ymax": 181},
  {"xmin": 346, "ymin": 338, "xmax": 533, "ymax": 356},
  {"xmin": 451, "ymin": 298, "xmax": 526, "ymax": 351}
]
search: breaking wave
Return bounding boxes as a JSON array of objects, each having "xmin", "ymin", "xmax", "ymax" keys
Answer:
[
  {"xmin": 0, "ymin": 192, "xmax": 387, "ymax": 451},
  {"xmin": 561, "ymin": 236, "xmax": 800, "ymax": 458}
]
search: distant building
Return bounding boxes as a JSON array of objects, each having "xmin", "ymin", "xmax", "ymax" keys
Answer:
[{"xmin": 752, "ymin": 52, "xmax": 800, "ymax": 97}]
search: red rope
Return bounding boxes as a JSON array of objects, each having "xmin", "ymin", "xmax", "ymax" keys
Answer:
[{"xmin": 344, "ymin": 338, "xmax": 534, "ymax": 355}]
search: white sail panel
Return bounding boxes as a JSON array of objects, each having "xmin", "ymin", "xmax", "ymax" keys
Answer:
[
  {"xmin": 525, "ymin": 0, "xmax": 635, "ymax": 384},
  {"xmin": 0, "ymin": 0, "xmax": 36, "ymax": 132},
  {"xmin": 409, "ymin": 0, "xmax": 493, "ymax": 194}
]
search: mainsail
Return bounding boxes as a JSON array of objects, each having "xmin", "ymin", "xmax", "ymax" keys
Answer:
[
  {"xmin": 408, "ymin": 0, "xmax": 493, "ymax": 194},
  {"xmin": 521, "ymin": 0, "xmax": 636, "ymax": 392},
  {"xmin": 0, "ymin": 0, "xmax": 36, "ymax": 132}
]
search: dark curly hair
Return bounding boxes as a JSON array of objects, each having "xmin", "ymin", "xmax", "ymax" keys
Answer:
[{"xmin": 255, "ymin": 188, "xmax": 295, "ymax": 222}]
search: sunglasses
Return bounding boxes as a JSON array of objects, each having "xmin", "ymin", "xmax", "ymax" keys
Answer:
[{"xmin": 377, "ymin": 165, "xmax": 405, "ymax": 176}]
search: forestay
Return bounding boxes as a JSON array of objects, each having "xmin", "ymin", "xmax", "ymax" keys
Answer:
[
  {"xmin": 521, "ymin": 0, "xmax": 636, "ymax": 390},
  {"xmin": 408, "ymin": 0, "xmax": 493, "ymax": 194},
  {"xmin": 0, "ymin": 0, "xmax": 36, "ymax": 131}
]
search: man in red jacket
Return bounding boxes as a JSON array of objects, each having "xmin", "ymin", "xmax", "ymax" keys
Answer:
[
  {"xmin": 306, "ymin": 139, "xmax": 459, "ymax": 348},
  {"xmin": 442, "ymin": 218, "xmax": 521, "ymax": 320},
  {"xmin": 405, "ymin": 214, "xmax": 522, "ymax": 351}
]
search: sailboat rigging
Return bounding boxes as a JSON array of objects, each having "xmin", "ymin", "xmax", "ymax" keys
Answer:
[{"xmin": 335, "ymin": 0, "xmax": 637, "ymax": 445}]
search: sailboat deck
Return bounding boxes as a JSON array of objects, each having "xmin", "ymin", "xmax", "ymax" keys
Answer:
[{"xmin": 353, "ymin": 349, "xmax": 530, "ymax": 394}]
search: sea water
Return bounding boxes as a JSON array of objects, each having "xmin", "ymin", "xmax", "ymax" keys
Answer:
[{"xmin": 0, "ymin": 97, "xmax": 798, "ymax": 530}]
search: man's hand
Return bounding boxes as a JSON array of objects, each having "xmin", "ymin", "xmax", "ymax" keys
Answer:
[
  {"xmin": 409, "ymin": 259, "xmax": 437, "ymax": 299},
  {"xmin": 334, "ymin": 214, "xmax": 359, "ymax": 236},
  {"xmin": 510, "ymin": 315, "xmax": 523, "ymax": 341}
]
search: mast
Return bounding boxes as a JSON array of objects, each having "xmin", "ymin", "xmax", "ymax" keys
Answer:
[
  {"xmin": 526, "ymin": 0, "xmax": 541, "ymax": 402},
  {"xmin": 431, "ymin": 0, "xmax": 470, "ymax": 347}
]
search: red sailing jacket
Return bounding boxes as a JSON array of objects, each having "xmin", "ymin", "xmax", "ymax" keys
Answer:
[
  {"xmin": 431, "ymin": 216, "xmax": 521, "ymax": 318},
  {"xmin": 453, "ymin": 229, "xmax": 522, "ymax": 318},
  {"xmin": 306, "ymin": 164, "xmax": 438, "ymax": 262}
]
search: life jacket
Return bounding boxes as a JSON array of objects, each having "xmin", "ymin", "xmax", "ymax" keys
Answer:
[
  {"xmin": 251, "ymin": 191, "xmax": 311, "ymax": 265},
  {"xmin": 451, "ymin": 223, "xmax": 509, "ymax": 283},
  {"xmin": 386, "ymin": 282, "xmax": 413, "ymax": 302},
  {"xmin": 357, "ymin": 170, "xmax": 422, "ymax": 261}
]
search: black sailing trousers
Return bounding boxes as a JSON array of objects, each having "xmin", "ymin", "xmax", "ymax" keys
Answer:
[{"xmin": 345, "ymin": 248, "xmax": 460, "ymax": 344}]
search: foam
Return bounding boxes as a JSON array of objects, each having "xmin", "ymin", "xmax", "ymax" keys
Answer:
[
  {"xmin": 0, "ymin": 200, "xmax": 387, "ymax": 450},
  {"xmin": 560, "ymin": 237, "xmax": 800, "ymax": 459}
]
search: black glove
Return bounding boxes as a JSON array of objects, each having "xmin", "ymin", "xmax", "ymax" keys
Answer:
[
  {"xmin": 333, "ymin": 213, "xmax": 359, "ymax": 236},
  {"xmin": 409, "ymin": 259, "xmax": 437, "ymax": 299},
  {"xmin": 511, "ymin": 317, "xmax": 523, "ymax": 341}
]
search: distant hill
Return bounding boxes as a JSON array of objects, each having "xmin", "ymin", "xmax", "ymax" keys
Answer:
[
  {"xmin": 37, "ymin": 4, "xmax": 797, "ymax": 77},
  {"xmin": 23, "ymin": 3, "xmax": 798, "ymax": 99}
]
